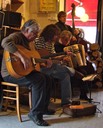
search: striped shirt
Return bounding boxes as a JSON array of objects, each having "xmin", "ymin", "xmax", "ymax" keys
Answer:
[{"xmin": 35, "ymin": 37, "xmax": 55, "ymax": 54}]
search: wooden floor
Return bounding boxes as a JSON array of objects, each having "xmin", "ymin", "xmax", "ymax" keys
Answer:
[{"xmin": 0, "ymin": 88, "xmax": 103, "ymax": 128}]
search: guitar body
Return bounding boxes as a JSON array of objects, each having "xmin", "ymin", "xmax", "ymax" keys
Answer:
[{"xmin": 4, "ymin": 45, "xmax": 41, "ymax": 78}]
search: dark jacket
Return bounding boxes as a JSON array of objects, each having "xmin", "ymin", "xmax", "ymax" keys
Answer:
[
  {"xmin": 54, "ymin": 42, "xmax": 65, "ymax": 53},
  {"xmin": 55, "ymin": 21, "xmax": 73, "ymax": 33}
]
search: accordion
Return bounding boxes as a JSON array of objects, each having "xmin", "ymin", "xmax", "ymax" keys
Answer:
[{"xmin": 63, "ymin": 44, "xmax": 87, "ymax": 68}]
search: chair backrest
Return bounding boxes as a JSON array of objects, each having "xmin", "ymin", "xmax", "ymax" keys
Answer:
[{"xmin": 0, "ymin": 11, "xmax": 5, "ymax": 30}]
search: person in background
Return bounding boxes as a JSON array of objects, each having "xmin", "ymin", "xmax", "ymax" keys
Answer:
[
  {"xmin": 1, "ymin": 19, "xmax": 55, "ymax": 126},
  {"xmin": 54, "ymin": 30, "xmax": 72, "ymax": 53},
  {"xmin": 54, "ymin": 30, "xmax": 94, "ymax": 100},
  {"xmin": 55, "ymin": 11, "xmax": 73, "ymax": 33},
  {"xmin": 55, "ymin": 11, "xmax": 77, "ymax": 50}
]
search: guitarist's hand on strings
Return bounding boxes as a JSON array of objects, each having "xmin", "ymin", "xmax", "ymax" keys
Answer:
[{"xmin": 14, "ymin": 51, "xmax": 31, "ymax": 70}]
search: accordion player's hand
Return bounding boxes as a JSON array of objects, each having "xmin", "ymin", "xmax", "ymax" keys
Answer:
[{"xmin": 66, "ymin": 51, "xmax": 76, "ymax": 57}]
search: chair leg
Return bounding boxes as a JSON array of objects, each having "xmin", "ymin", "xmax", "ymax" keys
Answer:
[
  {"xmin": 16, "ymin": 86, "xmax": 22, "ymax": 122},
  {"xmin": 29, "ymin": 91, "xmax": 32, "ymax": 109}
]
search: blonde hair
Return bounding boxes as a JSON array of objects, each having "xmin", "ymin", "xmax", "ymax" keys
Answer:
[{"xmin": 60, "ymin": 30, "xmax": 72, "ymax": 39}]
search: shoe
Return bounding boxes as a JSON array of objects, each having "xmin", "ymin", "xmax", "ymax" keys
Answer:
[
  {"xmin": 28, "ymin": 113, "xmax": 49, "ymax": 126},
  {"xmin": 71, "ymin": 100, "xmax": 80, "ymax": 105},
  {"xmin": 43, "ymin": 109, "xmax": 55, "ymax": 115},
  {"xmin": 80, "ymin": 96, "xmax": 93, "ymax": 101},
  {"xmin": 61, "ymin": 101, "xmax": 72, "ymax": 107}
]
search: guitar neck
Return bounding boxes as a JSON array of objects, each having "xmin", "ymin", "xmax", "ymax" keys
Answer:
[
  {"xmin": 41, "ymin": 52, "xmax": 66, "ymax": 59},
  {"xmin": 35, "ymin": 58, "xmax": 47, "ymax": 63},
  {"xmin": 34, "ymin": 58, "xmax": 63, "ymax": 65}
]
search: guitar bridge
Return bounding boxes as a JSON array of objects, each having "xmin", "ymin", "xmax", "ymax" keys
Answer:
[{"xmin": 32, "ymin": 58, "xmax": 36, "ymax": 66}]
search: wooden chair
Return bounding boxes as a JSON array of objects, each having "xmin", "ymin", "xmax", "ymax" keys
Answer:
[{"xmin": 1, "ymin": 81, "xmax": 32, "ymax": 122}]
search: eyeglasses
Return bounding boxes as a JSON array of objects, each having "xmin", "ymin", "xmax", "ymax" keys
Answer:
[{"xmin": 30, "ymin": 31, "xmax": 39, "ymax": 36}]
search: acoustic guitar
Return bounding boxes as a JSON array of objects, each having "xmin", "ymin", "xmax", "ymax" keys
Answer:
[{"xmin": 4, "ymin": 45, "xmax": 66, "ymax": 78}]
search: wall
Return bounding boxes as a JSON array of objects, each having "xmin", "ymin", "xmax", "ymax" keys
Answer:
[
  {"xmin": 0, "ymin": 0, "xmax": 1, "ymax": 9},
  {"xmin": 11, "ymin": 0, "xmax": 65, "ymax": 29}
]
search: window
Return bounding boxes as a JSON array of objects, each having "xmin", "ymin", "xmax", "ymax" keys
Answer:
[{"xmin": 65, "ymin": 0, "xmax": 98, "ymax": 43}]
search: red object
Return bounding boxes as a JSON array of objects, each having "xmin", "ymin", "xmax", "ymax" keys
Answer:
[{"xmin": 65, "ymin": 0, "xmax": 98, "ymax": 26}]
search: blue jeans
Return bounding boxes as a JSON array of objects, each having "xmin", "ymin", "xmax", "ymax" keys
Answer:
[
  {"xmin": 3, "ymin": 71, "xmax": 51, "ymax": 116},
  {"xmin": 41, "ymin": 64, "xmax": 73, "ymax": 104}
]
